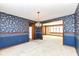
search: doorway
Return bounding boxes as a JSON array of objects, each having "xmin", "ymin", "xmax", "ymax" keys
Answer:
[
  {"xmin": 42, "ymin": 20, "xmax": 64, "ymax": 44},
  {"xmin": 29, "ymin": 23, "xmax": 35, "ymax": 41},
  {"xmin": 29, "ymin": 26, "xmax": 32, "ymax": 41}
]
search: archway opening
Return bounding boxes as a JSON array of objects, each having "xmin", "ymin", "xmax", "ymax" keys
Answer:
[{"xmin": 42, "ymin": 20, "xmax": 64, "ymax": 45}]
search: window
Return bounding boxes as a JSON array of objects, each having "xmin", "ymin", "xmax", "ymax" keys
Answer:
[{"xmin": 50, "ymin": 26, "xmax": 63, "ymax": 33}]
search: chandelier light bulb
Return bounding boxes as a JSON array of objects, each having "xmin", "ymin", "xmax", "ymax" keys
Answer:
[{"xmin": 35, "ymin": 11, "xmax": 42, "ymax": 27}]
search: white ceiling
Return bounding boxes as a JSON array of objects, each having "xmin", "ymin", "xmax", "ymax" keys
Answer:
[{"xmin": 0, "ymin": 0, "xmax": 78, "ymax": 21}]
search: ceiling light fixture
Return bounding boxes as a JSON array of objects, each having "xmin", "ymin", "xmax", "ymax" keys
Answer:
[{"xmin": 35, "ymin": 11, "xmax": 42, "ymax": 27}]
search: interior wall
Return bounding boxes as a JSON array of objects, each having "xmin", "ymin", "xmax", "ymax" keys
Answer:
[
  {"xmin": 42, "ymin": 26, "xmax": 46, "ymax": 35},
  {"xmin": 62, "ymin": 14, "xmax": 75, "ymax": 46},
  {"xmin": 75, "ymin": 4, "xmax": 79, "ymax": 56},
  {"xmin": 0, "ymin": 12, "xmax": 29, "ymax": 48}
]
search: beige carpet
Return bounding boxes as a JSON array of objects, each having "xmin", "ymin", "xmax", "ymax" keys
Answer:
[{"xmin": 0, "ymin": 35, "xmax": 77, "ymax": 56}]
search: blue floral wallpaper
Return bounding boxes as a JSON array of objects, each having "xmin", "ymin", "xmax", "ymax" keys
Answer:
[
  {"xmin": 62, "ymin": 15, "xmax": 75, "ymax": 32},
  {"xmin": 0, "ymin": 12, "xmax": 29, "ymax": 33},
  {"xmin": 0, "ymin": 12, "xmax": 29, "ymax": 48}
]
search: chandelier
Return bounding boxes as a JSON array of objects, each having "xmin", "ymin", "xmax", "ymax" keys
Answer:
[{"xmin": 35, "ymin": 11, "xmax": 42, "ymax": 27}]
